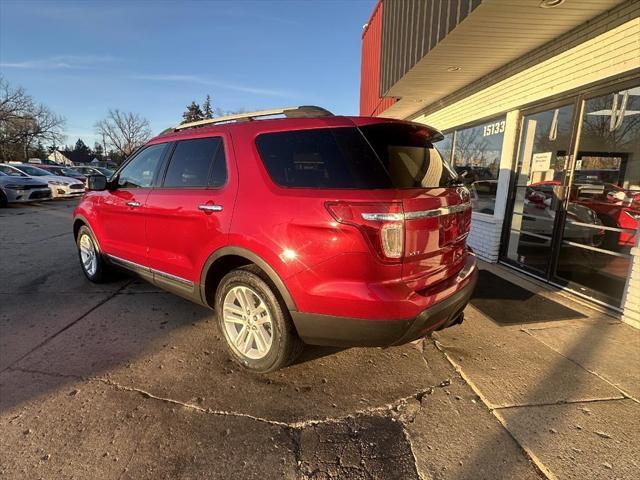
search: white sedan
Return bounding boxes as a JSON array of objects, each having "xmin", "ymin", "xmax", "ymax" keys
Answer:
[{"xmin": 9, "ymin": 163, "xmax": 85, "ymax": 198}]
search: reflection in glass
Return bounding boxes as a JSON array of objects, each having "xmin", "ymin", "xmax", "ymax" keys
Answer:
[
  {"xmin": 436, "ymin": 132, "xmax": 454, "ymax": 164},
  {"xmin": 556, "ymin": 85, "xmax": 639, "ymax": 305},
  {"xmin": 505, "ymin": 105, "xmax": 575, "ymax": 273},
  {"xmin": 453, "ymin": 117, "xmax": 505, "ymax": 213}
]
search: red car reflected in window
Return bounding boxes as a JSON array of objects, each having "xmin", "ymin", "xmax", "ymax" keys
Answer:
[{"xmin": 529, "ymin": 181, "xmax": 639, "ymax": 249}]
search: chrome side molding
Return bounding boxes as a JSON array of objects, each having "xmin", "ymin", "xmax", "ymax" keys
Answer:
[{"xmin": 106, "ymin": 254, "xmax": 194, "ymax": 286}]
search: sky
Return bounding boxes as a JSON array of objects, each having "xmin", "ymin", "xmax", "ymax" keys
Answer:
[{"xmin": 0, "ymin": 0, "xmax": 375, "ymax": 147}]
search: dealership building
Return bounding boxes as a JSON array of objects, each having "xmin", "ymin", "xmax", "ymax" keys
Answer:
[{"xmin": 360, "ymin": 0, "xmax": 639, "ymax": 326}]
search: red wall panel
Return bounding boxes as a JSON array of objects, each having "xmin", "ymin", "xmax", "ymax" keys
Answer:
[{"xmin": 360, "ymin": 1, "xmax": 396, "ymax": 117}]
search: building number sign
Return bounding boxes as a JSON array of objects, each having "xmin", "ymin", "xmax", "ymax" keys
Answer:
[{"xmin": 483, "ymin": 120, "xmax": 506, "ymax": 137}]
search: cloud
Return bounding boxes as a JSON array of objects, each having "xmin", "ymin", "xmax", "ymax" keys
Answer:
[
  {"xmin": 132, "ymin": 74, "xmax": 293, "ymax": 98},
  {"xmin": 0, "ymin": 55, "xmax": 120, "ymax": 70}
]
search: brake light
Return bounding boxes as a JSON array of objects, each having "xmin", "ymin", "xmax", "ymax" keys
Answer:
[{"xmin": 325, "ymin": 201, "xmax": 404, "ymax": 261}]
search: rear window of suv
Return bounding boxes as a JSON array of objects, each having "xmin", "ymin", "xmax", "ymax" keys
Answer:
[{"xmin": 255, "ymin": 123, "xmax": 457, "ymax": 189}]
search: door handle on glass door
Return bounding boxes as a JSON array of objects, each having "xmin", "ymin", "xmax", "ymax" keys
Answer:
[
  {"xmin": 198, "ymin": 204, "xmax": 223, "ymax": 213},
  {"xmin": 126, "ymin": 201, "xmax": 141, "ymax": 208}
]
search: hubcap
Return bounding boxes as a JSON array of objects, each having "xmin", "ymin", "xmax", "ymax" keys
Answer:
[
  {"xmin": 79, "ymin": 234, "xmax": 97, "ymax": 276},
  {"xmin": 222, "ymin": 286, "xmax": 273, "ymax": 360}
]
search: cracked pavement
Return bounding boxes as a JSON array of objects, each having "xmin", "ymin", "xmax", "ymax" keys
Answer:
[{"xmin": 1, "ymin": 200, "xmax": 638, "ymax": 479}]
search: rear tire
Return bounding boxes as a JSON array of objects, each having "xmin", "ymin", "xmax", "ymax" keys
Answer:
[
  {"xmin": 76, "ymin": 225, "xmax": 111, "ymax": 283},
  {"xmin": 215, "ymin": 265, "xmax": 303, "ymax": 373}
]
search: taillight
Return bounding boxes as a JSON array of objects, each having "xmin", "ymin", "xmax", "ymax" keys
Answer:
[{"xmin": 325, "ymin": 201, "xmax": 404, "ymax": 261}]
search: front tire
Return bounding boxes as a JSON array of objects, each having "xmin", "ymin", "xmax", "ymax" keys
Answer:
[
  {"xmin": 76, "ymin": 225, "xmax": 110, "ymax": 283},
  {"xmin": 215, "ymin": 266, "xmax": 303, "ymax": 373}
]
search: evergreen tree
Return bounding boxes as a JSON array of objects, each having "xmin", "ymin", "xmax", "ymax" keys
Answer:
[
  {"xmin": 202, "ymin": 95, "xmax": 213, "ymax": 119},
  {"xmin": 74, "ymin": 138, "xmax": 91, "ymax": 155},
  {"xmin": 94, "ymin": 142, "xmax": 104, "ymax": 159},
  {"xmin": 181, "ymin": 101, "xmax": 204, "ymax": 123},
  {"xmin": 31, "ymin": 141, "xmax": 46, "ymax": 159}
]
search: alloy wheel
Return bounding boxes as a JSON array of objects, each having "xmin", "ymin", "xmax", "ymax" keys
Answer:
[
  {"xmin": 79, "ymin": 233, "xmax": 98, "ymax": 276},
  {"xmin": 222, "ymin": 286, "xmax": 274, "ymax": 360}
]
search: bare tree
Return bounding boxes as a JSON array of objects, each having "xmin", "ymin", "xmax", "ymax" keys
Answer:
[
  {"xmin": 0, "ymin": 77, "xmax": 31, "ymax": 123},
  {"xmin": 0, "ymin": 76, "xmax": 65, "ymax": 161},
  {"xmin": 94, "ymin": 109, "xmax": 152, "ymax": 158}
]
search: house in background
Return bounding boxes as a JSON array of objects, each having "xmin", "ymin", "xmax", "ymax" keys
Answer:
[{"xmin": 47, "ymin": 150, "xmax": 99, "ymax": 166}]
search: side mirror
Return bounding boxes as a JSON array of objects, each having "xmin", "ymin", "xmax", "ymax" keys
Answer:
[{"xmin": 87, "ymin": 174, "xmax": 107, "ymax": 191}]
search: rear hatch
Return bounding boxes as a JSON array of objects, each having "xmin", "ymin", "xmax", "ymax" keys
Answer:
[
  {"xmin": 358, "ymin": 122, "xmax": 471, "ymax": 290},
  {"xmin": 254, "ymin": 118, "xmax": 471, "ymax": 290}
]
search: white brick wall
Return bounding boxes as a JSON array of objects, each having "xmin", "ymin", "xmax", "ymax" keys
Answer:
[{"xmin": 467, "ymin": 213, "xmax": 503, "ymax": 262}]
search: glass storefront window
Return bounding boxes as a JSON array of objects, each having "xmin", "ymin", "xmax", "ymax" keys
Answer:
[
  {"xmin": 453, "ymin": 117, "xmax": 506, "ymax": 214},
  {"xmin": 505, "ymin": 104, "xmax": 575, "ymax": 274},
  {"xmin": 555, "ymin": 85, "xmax": 640, "ymax": 306}
]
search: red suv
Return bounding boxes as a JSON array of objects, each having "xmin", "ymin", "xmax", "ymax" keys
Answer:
[{"xmin": 73, "ymin": 106, "xmax": 477, "ymax": 372}]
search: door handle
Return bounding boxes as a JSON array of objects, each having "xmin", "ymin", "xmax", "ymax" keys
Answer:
[
  {"xmin": 126, "ymin": 201, "xmax": 141, "ymax": 208},
  {"xmin": 198, "ymin": 204, "xmax": 223, "ymax": 213}
]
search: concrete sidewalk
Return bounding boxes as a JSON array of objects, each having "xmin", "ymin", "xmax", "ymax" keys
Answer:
[{"xmin": 431, "ymin": 264, "xmax": 640, "ymax": 480}]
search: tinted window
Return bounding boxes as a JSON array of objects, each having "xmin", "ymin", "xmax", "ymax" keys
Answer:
[
  {"xmin": 210, "ymin": 142, "xmax": 227, "ymax": 187},
  {"xmin": 360, "ymin": 123, "xmax": 458, "ymax": 188},
  {"xmin": 163, "ymin": 137, "xmax": 226, "ymax": 188},
  {"xmin": 255, "ymin": 125, "xmax": 456, "ymax": 189},
  {"xmin": 118, "ymin": 143, "xmax": 166, "ymax": 188}
]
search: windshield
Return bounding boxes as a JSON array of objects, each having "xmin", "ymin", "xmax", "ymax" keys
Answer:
[
  {"xmin": 255, "ymin": 123, "xmax": 457, "ymax": 189},
  {"xmin": 95, "ymin": 167, "xmax": 114, "ymax": 176},
  {"xmin": 0, "ymin": 165, "xmax": 28, "ymax": 177},
  {"xmin": 16, "ymin": 165, "xmax": 49, "ymax": 176},
  {"xmin": 62, "ymin": 168, "xmax": 81, "ymax": 176}
]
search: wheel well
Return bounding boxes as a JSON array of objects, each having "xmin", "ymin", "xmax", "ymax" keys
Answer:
[
  {"xmin": 73, "ymin": 219, "xmax": 86, "ymax": 240},
  {"xmin": 203, "ymin": 255, "xmax": 253, "ymax": 307}
]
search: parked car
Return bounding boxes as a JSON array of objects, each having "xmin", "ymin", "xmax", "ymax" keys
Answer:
[
  {"xmin": 0, "ymin": 164, "xmax": 52, "ymax": 206},
  {"xmin": 73, "ymin": 106, "xmax": 477, "ymax": 372},
  {"xmin": 11, "ymin": 163, "xmax": 85, "ymax": 198},
  {"xmin": 36, "ymin": 164, "xmax": 88, "ymax": 185},
  {"xmin": 71, "ymin": 166, "xmax": 114, "ymax": 178}
]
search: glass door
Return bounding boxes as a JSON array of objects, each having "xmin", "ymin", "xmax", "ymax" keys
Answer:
[
  {"xmin": 503, "ymin": 104, "xmax": 576, "ymax": 275},
  {"xmin": 553, "ymin": 84, "xmax": 640, "ymax": 306}
]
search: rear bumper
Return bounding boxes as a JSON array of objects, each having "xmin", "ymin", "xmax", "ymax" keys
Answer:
[{"xmin": 291, "ymin": 260, "xmax": 477, "ymax": 347}]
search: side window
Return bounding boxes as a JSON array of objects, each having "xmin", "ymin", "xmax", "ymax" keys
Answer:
[
  {"xmin": 117, "ymin": 144, "xmax": 167, "ymax": 189},
  {"xmin": 163, "ymin": 137, "xmax": 227, "ymax": 188},
  {"xmin": 210, "ymin": 140, "xmax": 227, "ymax": 187}
]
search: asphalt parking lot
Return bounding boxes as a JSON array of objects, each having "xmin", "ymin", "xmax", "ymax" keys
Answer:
[{"xmin": 1, "ymin": 199, "xmax": 638, "ymax": 480}]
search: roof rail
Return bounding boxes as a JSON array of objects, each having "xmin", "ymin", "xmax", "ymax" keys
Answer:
[{"xmin": 174, "ymin": 105, "xmax": 333, "ymax": 131}]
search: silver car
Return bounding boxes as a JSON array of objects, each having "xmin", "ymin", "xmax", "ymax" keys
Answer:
[
  {"xmin": 0, "ymin": 165, "xmax": 52, "ymax": 206},
  {"xmin": 9, "ymin": 163, "xmax": 85, "ymax": 198}
]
